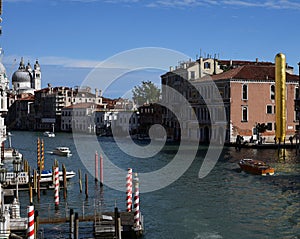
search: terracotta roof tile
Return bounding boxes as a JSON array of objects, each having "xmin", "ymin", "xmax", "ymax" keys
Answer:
[{"xmin": 211, "ymin": 65, "xmax": 299, "ymax": 81}]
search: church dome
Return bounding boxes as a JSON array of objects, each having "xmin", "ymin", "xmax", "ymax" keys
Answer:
[
  {"xmin": 12, "ymin": 69, "xmax": 31, "ymax": 83},
  {"xmin": 12, "ymin": 58, "xmax": 32, "ymax": 83}
]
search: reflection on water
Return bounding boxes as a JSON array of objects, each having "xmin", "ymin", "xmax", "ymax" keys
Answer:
[{"xmin": 6, "ymin": 132, "xmax": 300, "ymax": 238}]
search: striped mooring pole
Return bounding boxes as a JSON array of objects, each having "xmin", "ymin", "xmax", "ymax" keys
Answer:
[
  {"xmin": 27, "ymin": 204, "xmax": 35, "ymax": 239},
  {"xmin": 126, "ymin": 168, "xmax": 133, "ymax": 212},
  {"xmin": 54, "ymin": 166, "xmax": 59, "ymax": 208},
  {"xmin": 95, "ymin": 151, "xmax": 98, "ymax": 182},
  {"xmin": 133, "ymin": 173, "xmax": 141, "ymax": 231}
]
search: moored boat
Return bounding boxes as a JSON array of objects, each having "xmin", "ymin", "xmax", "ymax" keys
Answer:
[
  {"xmin": 238, "ymin": 158, "xmax": 275, "ymax": 176},
  {"xmin": 38, "ymin": 169, "xmax": 76, "ymax": 184}
]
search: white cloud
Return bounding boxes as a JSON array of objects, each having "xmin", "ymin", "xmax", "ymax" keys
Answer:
[
  {"xmin": 2, "ymin": 55, "xmax": 133, "ymax": 70},
  {"xmin": 4, "ymin": 0, "xmax": 300, "ymax": 9},
  {"xmin": 222, "ymin": 0, "xmax": 300, "ymax": 9}
]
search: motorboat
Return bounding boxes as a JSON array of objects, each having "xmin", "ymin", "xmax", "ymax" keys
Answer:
[
  {"xmin": 238, "ymin": 158, "xmax": 275, "ymax": 176},
  {"xmin": 44, "ymin": 124, "xmax": 56, "ymax": 137},
  {"xmin": 37, "ymin": 169, "xmax": 76, "ymax": 184},
  {"xmin": 52, "ymin": 146, "xmax": 72, "ymax": 157},
  {"xmin": 43, "ymin": 131, "xmax": 55, "ymax": 137}
]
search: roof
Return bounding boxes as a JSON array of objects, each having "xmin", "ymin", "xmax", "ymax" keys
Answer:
[
  {"xmin": 217, "ymin": 59, "xmax": 274, "ymax": 67},
  {"xmin": 211, "ymin": 65, "xmax": 299, "ymax": 82},
  {"xmin": 64, "ymin": 102, "xmax": 100, "ymax": 109}
]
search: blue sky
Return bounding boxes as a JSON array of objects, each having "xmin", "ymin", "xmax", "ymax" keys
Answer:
[{"xmin": 1, "ymin": 0, "xmax": 300, "ymax": 98}]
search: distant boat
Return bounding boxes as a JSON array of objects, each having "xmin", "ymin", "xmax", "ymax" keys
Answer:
[
  {"xmin": 43, "ymin": 131, "xmax": 55, "ymax": 137},
  {"xmin": 52, "ymin": 147, "xmax": 72, "ymax": 157},
  {"xmin": 44, "ymin": 123, "xmax": 56, "ymax": 137},
  {"xmin": 238, "ymin": 158, "xmax": 275, "ymax": 176}
]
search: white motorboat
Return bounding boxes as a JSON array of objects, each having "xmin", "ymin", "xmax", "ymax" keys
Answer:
[
  {"xmin": 52, "ymin": 147, "xmax": 72, "ymax": 157},
  {"xmin": 37, "ymin": 169, "xmax": 76, "ymax": 184},
  {"xmin": 43, "ymin": 131, "xmax": 55, "ymax": 137}
]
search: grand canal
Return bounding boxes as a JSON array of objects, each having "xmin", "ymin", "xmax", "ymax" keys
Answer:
[{"xmin": 7, "ymin": 131, "xmax": 300, "ymax": 239}]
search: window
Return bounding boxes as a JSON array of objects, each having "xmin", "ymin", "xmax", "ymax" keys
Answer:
[
  {"xmin": 267, "ymin": 122, "xmax": 272, "ymax": 131},
  {"xmin": 266, "ymin": 105, "xmax": 273, "ymax": 114},
  {"xmin": 270, "ymin": 85, "xmax": 275, "ymax": 100},
  {"xmin": 242, "ymin": 84, "xmax": 248, "ymax": 100},
  {"xmin": 204, "ymin": 62, "xmax": 211, "ymax": 69},
  {"xmin": 190, "ymin": 71, "xmax": 195, "ymax": 80},
  {"xmin": 295, "ymin": 87, "xmax": 299, "ymax": 100},
  {"xmin": 242, "ymin": 106, "xmax": 248, "ymax": 122}
]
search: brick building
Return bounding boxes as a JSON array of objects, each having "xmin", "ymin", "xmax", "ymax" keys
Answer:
[{"xmin": 162, "ymin": 58, "xmax": 299, "ymax": 143}]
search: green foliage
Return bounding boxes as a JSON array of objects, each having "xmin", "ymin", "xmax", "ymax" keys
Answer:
[
  {"xmin": 132, "ymin": 81, "xmax": 161, "ymax": 106},
  {"xmin": 256, "ymin": 123, "xmax": 268, "ymax": 133}
]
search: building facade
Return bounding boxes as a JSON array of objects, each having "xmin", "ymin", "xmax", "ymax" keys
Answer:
[{"xmin": 161, "ymin": 57, "xmax": 298, "ymax": 143}]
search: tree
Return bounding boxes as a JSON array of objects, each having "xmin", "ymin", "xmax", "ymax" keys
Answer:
[
  {"xmin": 256, "ymin": 123, "xmax": 268, "ymax": 144},
  {"xmin": 132, "ymin": 81, "xmax": 161, "ymax": 106}
]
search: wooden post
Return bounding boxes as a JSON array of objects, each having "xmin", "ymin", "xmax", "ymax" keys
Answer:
[
  {"xmin": 33, "ymin": 169, "xmax": 37, "ymax": 194},
  {"xmin": 63, "ymin": 164, "xmax": 67, "ymax": 199},
  {"xmin": 52, "ymin": 165, "xmax": 55, "ymax": 186},
  {"xmin": 74, "ymin": 212, "xmax": 79, "ymax": 239},
  {"xmin": 69, "ymin": 209, "xmax": 74, "ymax": 239},
  {"xmin": 114, "ymin": 207, "xmax": 120, "ymax": 239},
  {"xmin": 118, "ymin": 211, "xmax": 122, "ymax": 239},
  {"xmin": 95, "ymin": 151, "xmax": 98, "ymax": 182},
  {"xmin": 100, "ymin": 154, "xmax": 103, "ymax": 187},
  {"xmin": 78, "ymin": 169, "xmax": 82, "ymax": 193},
  {"xmin": 29, "ymin": 183, "xmax": 33, "ymax": 204},
  {"xmin": 34, "ymin": 210, "xmax": 39, "ymax": 239},
  {"xmin": 85, "ymin": 174, "xmax": 88, "ymax": 199},
  {"xmin": 37, "ymin": 137, "xmax": 40, "ymax": 171},
  {"xmin": 37, "ymin": 174, "xmax": 40, "ymax": 202},
  {"xmin": 41, "ymin": 139, "xmax": 45, "ymax": 171}
]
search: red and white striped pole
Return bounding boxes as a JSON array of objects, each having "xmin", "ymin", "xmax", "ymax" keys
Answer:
[
  {"xmin": 126, "ymin": 168, "xmax": 133, "ymax": 212},
  {"xmin": 27, "ymin": 204, "xmax": 34, "ymax": 239},
  {"xmin": 54, "ymin": 166, "xmax": 59, "ymax": 208},
  {"xmin": 133, "ymin": 173, "xmax": 141, "ymax": 231},
  {"xmin": 95, "ymin": 151, "xmax": 98, "ymax": 182},
  {"xmin": 100, "ymin": 154, "xmax": 103, "ymax": 187}
]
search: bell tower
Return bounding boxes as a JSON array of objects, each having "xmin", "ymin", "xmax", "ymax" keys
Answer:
[{"xmin": 33, "ymin": 59, "xmax": 42, "ymax": 90}]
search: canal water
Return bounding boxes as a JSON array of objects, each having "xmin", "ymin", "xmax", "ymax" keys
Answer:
[{"xmin": 7, "ymin": 131, "xmax": 300, "ymax": 239}]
